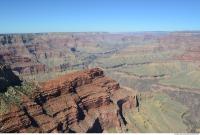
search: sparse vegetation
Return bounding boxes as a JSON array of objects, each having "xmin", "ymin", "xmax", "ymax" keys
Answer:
[
  {"xmin": 117, "ymin": 61, "xmax": 197, "ymax": 76},
  {"xmin": 91, "ymin": 50, "xmax": 184, "ymax": 69},
  {"xmin": 160, "ymin": 70, "xmax": 200, "ymax": 89},
  {"xmin": 0, "ymin": 82, "xmax": 37, "ymax": 115},
  {"xmin": 124, "ymin": 92, "xmax": 188, "ymax": 132}
]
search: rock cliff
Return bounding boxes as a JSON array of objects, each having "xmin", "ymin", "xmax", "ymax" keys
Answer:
[
  {"xmin": 0, "ymin": 63, "xmax": 22, "ymax": 92},
  {"xmin": 0, "ymin": 68, "xmax": 137, "ymax": 133},
  {"xmin": 0, "ymin": 33, "xmax": 132, "ymax": 76}
]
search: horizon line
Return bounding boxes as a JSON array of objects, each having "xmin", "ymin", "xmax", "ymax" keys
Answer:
[{"xmin": 1, "ymin": 30, "xmax": 200, "ymax": 35}]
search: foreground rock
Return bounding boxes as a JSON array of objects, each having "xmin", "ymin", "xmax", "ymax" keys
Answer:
[
  {"xmin": 0, "ymin": 63, "xmax": 22, "ymax": 92},
  {"xmin": 0, "ymin": 68, "xmax": 137, "ymax": 133}
]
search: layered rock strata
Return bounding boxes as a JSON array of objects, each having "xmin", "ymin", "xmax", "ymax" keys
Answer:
[{"xmin": 0, "ymin": 68, "xmax": 137, "ymax": 133}]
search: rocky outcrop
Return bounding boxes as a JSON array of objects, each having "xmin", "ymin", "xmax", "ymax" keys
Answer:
[
  {"xmin": 0, "ymin": 68, "xmax": 137, "ymax": 133},
  {"xmin": 0, "ymin": 105, "xmax": 32, "ymax": 133},
  {"xmin": 0, "ymin": 63, "xmax": 22, "ymax": 92}
]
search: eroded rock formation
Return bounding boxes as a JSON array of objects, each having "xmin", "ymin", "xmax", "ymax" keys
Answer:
[{"xmin": 0, "ymin": 68, "xmax": 137, "ymax": 133}]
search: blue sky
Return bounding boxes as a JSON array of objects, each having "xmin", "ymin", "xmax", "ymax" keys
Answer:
[{"xmin": 0, "ymin": 0, "xmax": 200, "ymax": 33}]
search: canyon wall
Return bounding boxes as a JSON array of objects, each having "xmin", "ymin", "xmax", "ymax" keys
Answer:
[
  {"xmin": 0, "ymin": 68, "xmax": 137, "ymax": 133},
  {"xmin": 0, "ymin": 33, "xmax": 133, "ymax": 76}
]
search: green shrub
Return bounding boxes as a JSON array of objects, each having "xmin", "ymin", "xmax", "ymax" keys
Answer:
[{"xmin": 0, "ymin": 82, "xmax": 37, "ymax": 114}]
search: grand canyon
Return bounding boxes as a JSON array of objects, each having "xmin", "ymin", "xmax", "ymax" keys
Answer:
[{"xmin": 0, "ymin": 32, "xmax": 200, "ymax": 133}]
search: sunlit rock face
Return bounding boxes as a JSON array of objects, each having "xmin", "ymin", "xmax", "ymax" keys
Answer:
[{"xmin": 0, "ymin": 68, "xmax": 137, "ymax": 133}]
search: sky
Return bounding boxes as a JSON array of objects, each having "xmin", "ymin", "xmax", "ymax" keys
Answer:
[{"xmin": 0, "ymin": 0, "xmax": 200, "ymax": 33}]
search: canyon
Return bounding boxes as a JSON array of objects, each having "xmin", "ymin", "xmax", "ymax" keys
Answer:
[{"xmin": 0, "ymin": 32, "xmax": 200, "ymax": 132}]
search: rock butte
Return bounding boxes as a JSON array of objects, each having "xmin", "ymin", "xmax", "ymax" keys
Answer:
[{"xmin": 0, "ymin": 68, "xmax": 137, "ymax": 133}]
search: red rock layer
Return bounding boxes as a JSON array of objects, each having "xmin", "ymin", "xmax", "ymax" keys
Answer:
[{"xmin": 0, "ymin": 68, "xmax": 137, "ymax": 133}]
